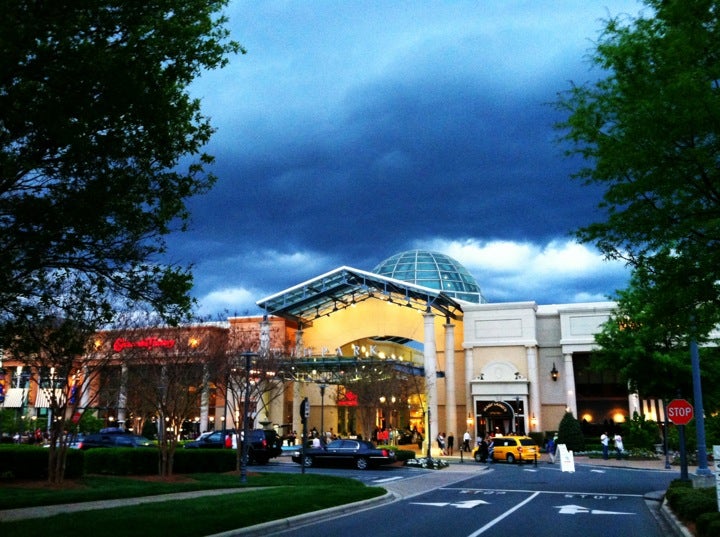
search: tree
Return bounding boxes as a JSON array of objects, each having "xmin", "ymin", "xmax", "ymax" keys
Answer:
[
  {"xmin": 0, "ymin": 2, "xmax": 242, "ymax": 337},
  {"xmin": 555, "ymin": 0, "xmax": 720, "ymax": 338},
  {"xmin": 116, "ymin": 323, "xmax": 229, "ymax": 477},
  {"xmin": 592, "ymin": 268, "xmax": 693, "ymax": 399},
  {"xmin": 557, "ymin": 411, "xmax": 585, "ymax": 452},
  {"xmin": 0, "ymin": 311, "xmax": 120, "ymax": 483},
  {"xmin": 0, "ymin": 1, "xmax": 241, "ymax": 483}
]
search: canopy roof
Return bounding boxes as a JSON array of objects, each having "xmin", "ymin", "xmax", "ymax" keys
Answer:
[{"xmin": 256, "ymin": 266, "xmax": 465, "ymax": 326}]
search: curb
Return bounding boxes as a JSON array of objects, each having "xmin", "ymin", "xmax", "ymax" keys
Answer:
[
  {"xmin": 205, "ymin": 491, "xmax": 398, "ymax": 537},
  {"xmin": 659, "ymin": 498, "xmax": 694, "ymax": 537}
]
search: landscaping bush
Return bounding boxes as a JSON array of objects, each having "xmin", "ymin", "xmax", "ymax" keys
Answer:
[
  {"xmin": 666, "ymin": 479, "xmax": 717, "ymax": 526},
  {"xmin": 0, "ymin": 445, "xmax": 84, "ymax": 480},
  {"xmin": 382, "ymin": 447, "xmax": 415, "ymax": 462},
  {"xmin": 696, "ymin": 512, "xmax": 720, "ymax": 537},
  {"xmin": 557, "ymin": 412, "xmax": 585, "ymax": 452},
  {"xmin": 0, "ymin": 445, "xmax": 49, "ymax": 480},
  {"xmin": 84, "ymin": 447, "xmax": 158, "ymax": 475},
  {"xmin": 173, "ymin": 448, "xmax": 236, "ymax": 473}
]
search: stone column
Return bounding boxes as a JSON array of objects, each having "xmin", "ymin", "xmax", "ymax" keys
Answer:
[
  {"xmin": 117, "ymin": 363, "xmax": 128, "ymax": 427},
  {"xmin": 564, "ymin": 353, "xmax": 577, "ymax": 418},
  {"xmin": 465, "ymin": 348, "xmax": 474, "ymax": 431},
  {"xmin": 423, "ymin": 311, "xmax": 438, "ymax": 456},
  {"xmin": 526, "ymin": 346, "xmax": 541, "ymax": 432},
  {"xmin": 200, "ymin": 362, "xmax": 210, "ymax": 433},
  {"xmin": 444, "ymin": 321, "xmax": 457, "ymax": 440}
]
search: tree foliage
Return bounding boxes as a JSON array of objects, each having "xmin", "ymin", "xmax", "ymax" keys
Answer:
[
  {"xmin": 0, "ymin": 1, "xmax": 242, "ymax": 342},
  {"xmin": 0, "ymin": 1, "xmax": 240, "ymax": 482},
  {"xmin": 557, "ymin": 411, "xmax": 585, "ymax": 452},
  {"xmin": 555, "ymin": 0, "xmax": 720, "ymax": 338}
]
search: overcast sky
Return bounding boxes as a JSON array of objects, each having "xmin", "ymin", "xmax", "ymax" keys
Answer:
[{"xmin": 167, "ymin": 0, "xmax": 646, "ymax": 318}]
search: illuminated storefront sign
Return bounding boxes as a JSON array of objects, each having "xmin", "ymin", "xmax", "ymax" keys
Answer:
[{"xmin": 113, "ymin": 337, "xmax": 176, "ymax": 352}]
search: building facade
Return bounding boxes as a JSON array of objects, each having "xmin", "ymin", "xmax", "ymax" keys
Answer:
[{"xmin": 2, "ymin": 250, "xmax": 652, "ymax": 449}]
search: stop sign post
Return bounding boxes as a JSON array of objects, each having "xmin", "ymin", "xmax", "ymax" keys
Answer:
[
  {"xmin": 667, "ymin": 399, "xmax": 693, "ymax": 481},
  {"xmin": 667, "ymin": 399, "xmax": 694, "ymax": 425}
]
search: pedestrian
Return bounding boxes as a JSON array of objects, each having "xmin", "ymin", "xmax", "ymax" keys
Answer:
[
  {"xmin": 436, "ymin": 432, "xmax": 446, "ymax": 455},
  {"xmin": 463, "ymin": 430, "xmax": 471, "ymax": 452},
  {"xmin": 487, "ymin": 435, "xmax": 495, "ymax": 463},
  {"xmin": 478, "ymin": 436, "xmax": 489, "ymax": 462},
  {"xmin": 614, "ymin": 433, "xmax": 624, "ymax": 460},
  {"xmin": 447, "ymin": 432, "xmax": 454, "ymax": 456},
  {"xmin": 600, "ymin": 432, "xmax": 609, "ymax": 460},
  {"xmin": 546, "ymin": 434, "xmax": 557, "ymax": 463}
]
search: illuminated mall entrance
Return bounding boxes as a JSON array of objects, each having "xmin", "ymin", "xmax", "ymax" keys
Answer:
[{"xmin": 474, "ymin": 398, "xmax": 527, "ymax": 438}]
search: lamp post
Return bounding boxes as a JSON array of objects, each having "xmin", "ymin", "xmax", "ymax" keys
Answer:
[
  {"xmin": 318, "ymin": 382, "xmax": 327, "ymax": 444},
  {"xmin": 690, "ymin": 338, "xmax": 712, "ymax": 476},
  {"xmin": 240, "ymin": 352, "xmax": 257, "ymax": 484}
]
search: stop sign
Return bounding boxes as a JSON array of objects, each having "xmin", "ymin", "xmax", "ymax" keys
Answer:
[{"xmin": 667, "ymin": 399, "xmax": 694, "ymax": 425}]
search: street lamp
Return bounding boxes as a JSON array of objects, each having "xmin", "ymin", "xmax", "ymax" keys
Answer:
[
  {"xmin": 318, "ymin": 382, "xmax": 327, "ymax": 443},
  {"xmin": 240, "ymin": 352, "xmax": 257, "ymax": 484}
]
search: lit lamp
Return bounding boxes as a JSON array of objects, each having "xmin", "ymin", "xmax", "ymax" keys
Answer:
[{"xmin": 550, "ymin": 363, "xmax": 559, "ymax": 382}]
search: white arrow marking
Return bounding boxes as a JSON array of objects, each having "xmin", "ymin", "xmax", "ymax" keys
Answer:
[
  {"xmin": 590, "ymin": 469, "xmax": 606, "ymax": 473},
  {"xmin": 453, "ymin": 500, "xmax": 490, "ymax": 508},
  {"xmin": 555, "ymin": 504, "xmax": 635, "ymax": 516},
  {"xmin": 410, "ymin": 500, "xmax": 489, "ymax": 509},
  {"xmin": 557, "ymin": 504, "xmax": 588, "ymax": 514},
  {"xmin": 373, "ymin": 476, "xmax": 404, "ymax": 483}
]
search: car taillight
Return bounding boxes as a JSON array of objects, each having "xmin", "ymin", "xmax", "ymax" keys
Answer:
[
  {"xmin": 381, "ymin": 449, "xmax": 389, "ymax": 456},
  {"xmin": 77, "ymin": 442, "xmax": 83, "ymax": 449},
  {"xmin": 262, "ymin": 439, "xmax": 267, "ymax": 448}
]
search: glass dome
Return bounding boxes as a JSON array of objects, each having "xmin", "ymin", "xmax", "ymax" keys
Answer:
[{"xmin": 372, "ymin": 250, "xmax": 486, "ymax": 303}]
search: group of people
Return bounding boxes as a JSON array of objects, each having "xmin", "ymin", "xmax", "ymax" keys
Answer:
[
  {"xmin": 600, "ymin": 431, "xmax": 624, "ymax": 460},
  {"xmin": 435, "ymin": 432, "xmax": 455, "ymax": 455}
]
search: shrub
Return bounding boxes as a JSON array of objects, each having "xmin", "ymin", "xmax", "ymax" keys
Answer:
[
  {"xmin": 557, "ymin": 412, "xmax": 585, "ymax": 452},
  {"xmin": 84, "ymin": 447, "xmax": 158, "ymax": 475},
  {"xmin": 696, "ymin": 512, "xmax": 720, "ymax": 537},
  {"xmin": 624, "ymin": 412, "xmax": 660, "ymax": 451},
  {"xmin": 0, "ymin": 445, "xmax": 84, "ymax": 480},
  {"xmin": 173, "ymin": 449, "xmax": 236, "ymax": 473}
]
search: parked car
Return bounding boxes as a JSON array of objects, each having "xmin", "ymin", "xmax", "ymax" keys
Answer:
[
  {"xmin": 79, "ymin": 431, "xmax": 153, "ymax": 450},
  {"xmin": 475, "ymin": 435, "xmax": 538, "ymax": 464},
  {"xmin": 291, "ymin": 439, "xmax": 396, "ymax": 470},
  {"xmin": 183, "ymin": 429, "xmax": 282, "ymax": 464}
]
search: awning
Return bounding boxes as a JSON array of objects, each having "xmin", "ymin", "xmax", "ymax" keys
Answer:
[
  {"xmin": 33, "ymin": 388, "xmax": 66, "ymax": 408},
  {"xmin": 256, "ymin": 265, "xmax": 465, "ymax": 325},
  {"xmin": 0, "ymin": 388, "xmax": 28, "ymax": 408}
]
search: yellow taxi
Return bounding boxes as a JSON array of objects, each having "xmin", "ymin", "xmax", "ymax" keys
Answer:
[{"xmin": 488, "ymin": 435, "xmax": 539, "ymax": 463}]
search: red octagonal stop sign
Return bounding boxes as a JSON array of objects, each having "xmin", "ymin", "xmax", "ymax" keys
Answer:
[{"xmin": 667, "ymin": 399, "xmax": 694, "ymax": 425}]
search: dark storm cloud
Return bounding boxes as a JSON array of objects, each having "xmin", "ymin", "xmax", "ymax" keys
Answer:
[{"xmin": 169, "ymin": 0, "xmax": 642, "ymax": 315}]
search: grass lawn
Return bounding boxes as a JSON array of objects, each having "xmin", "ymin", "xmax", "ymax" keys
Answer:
[{"xmin": 0, "ymin": 473, "xmax": 386, "ymax": 536}]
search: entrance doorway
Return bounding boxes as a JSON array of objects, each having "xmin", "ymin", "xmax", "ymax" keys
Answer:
[{"xmin": 474, "ymin": 399, "xmax": 526, "ymax": 438}]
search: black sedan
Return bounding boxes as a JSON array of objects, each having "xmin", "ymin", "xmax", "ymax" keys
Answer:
[{"xmin": 291, "ymin": 439, "xmax": 396, "ymax": 470}]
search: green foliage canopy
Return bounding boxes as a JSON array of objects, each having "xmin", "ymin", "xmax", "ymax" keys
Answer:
[
  {"xmin": 0, "ymin": 1, "xmax": 242, "ymax": 344},
  {"xmin": 556, "ymin": 0, "xmax": 720, "ymax": 338}
]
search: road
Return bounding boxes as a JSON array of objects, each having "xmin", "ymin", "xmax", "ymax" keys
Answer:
[{"xmin": 260, "ymin": 458, "xmax": 679, "ymax": 537}]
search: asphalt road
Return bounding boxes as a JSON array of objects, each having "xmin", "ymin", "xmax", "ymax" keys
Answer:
[{"xmin": 263, "ymin": 459, "xmax": 678, "ymax": 537}]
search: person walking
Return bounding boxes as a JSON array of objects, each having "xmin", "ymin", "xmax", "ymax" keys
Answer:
[
  {"xmin": 600, "ymin": 432, "xmax": 610, "ymax": 460},
  {"xmin": 436, "ymin": 432, "xmax": 446, "ymax": 455},
  {"xmin": 447, "ymin": 432, "xmax": 454, "ymax": 456},
  {"xmin": 463, "ymin": 430, "xmax": 471, "ymax": 452},
  {"xmin": 614, "ymin": 433, "xmax": 624, "ymax": 460},
  {"xmin": 546, "ymin": 434, "xmax": 557, "ymax": 463}
]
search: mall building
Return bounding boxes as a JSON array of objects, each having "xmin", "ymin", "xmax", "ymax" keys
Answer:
[{"xmin": 1, "ymin": 250, "xmax": 659, "ymax": 448}]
